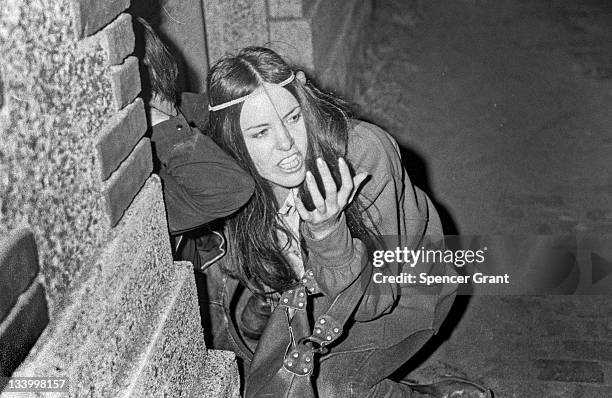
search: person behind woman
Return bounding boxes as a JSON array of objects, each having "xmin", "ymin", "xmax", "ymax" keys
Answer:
[
  {"xmin": 133, "ymin": 18, "xmax": 267, "ymax": 349},
  {"xmin": 207, "ymin": 47, "xmax": 491, "ymax": 397},
  {"xmin": 133, "ymin": 17, "xmax": 254, "ymax": 265}
]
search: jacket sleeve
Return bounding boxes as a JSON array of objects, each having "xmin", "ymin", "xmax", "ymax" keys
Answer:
[
  {"xmin": 301, "ymin": 122, "xmax": 420, "ymax": 320},
  {"xmin": 303, "ymin": 122, "xmax": 444, "ymax": 322},
  {"xmin": 302, "ymin": 213, "xmax": 367, "ymax": 299},
  {"xmin": 301, "ymin": 176, "xmax": 398, "ymax": 322},
  {"xmin": 159, "ymin": 132, "xmax": 255, "ymax": 235}
]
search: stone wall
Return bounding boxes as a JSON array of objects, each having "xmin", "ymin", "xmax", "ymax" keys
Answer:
[
  {"xmin": 203, "ymin": 0, "xmax": 373, "ymax": 97},
  {"xmin": 0, "ymin": 0, "xmax": 238, "ymax": 396},
  {"xmin": 0, "ymin": 0, "xmax": 119, "ymax": 318}
]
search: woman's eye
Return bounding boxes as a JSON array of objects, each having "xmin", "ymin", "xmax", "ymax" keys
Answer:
[
  {"xmin": 252, "ymin": 129, "xmax": 268, "ymax": 138},
  {"xmin": 286, "ymin": 111, "xmax": 302, "ymax": 124}
]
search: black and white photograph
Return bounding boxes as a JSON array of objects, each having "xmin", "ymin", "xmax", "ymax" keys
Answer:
[{"xmin": 1, "ymin": 0, "xmax": 611, "ymax": 397}]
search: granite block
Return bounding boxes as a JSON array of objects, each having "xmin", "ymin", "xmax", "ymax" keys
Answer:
[
  {"xmin": 269, "ymin": 19, "xmax": 314, "ymax": 70},
  {"xmin": 202, "ymin": 0, "xmax": 269, "ymax": 63},
  {"xmin": 10, "ymin": 176, "xmax": 177, "ymax": 396},
  {"xmin": 102, "ymin": 138, "xmax": 152, "ymax": 227},
  {"xmin": 125, "ymin": 262, "xmax": 237, "ymax": 397},
  {"xmin": 268, "ymin": 0, "xmax": 303, "ymax": 19},
  {"xmin": 71, "ymin": 0, "xmax": 130, "ymax": 38},
  {"xmin": 100, "ymin": 13, "xmax": 135, "ymax": 66},
  {"xmin": 110, "ymin": 56, "xmax": 141, "ymax": 111},
  {"xmin": 0, "ymin": 228, "xmax": 39, "ymax": 322},
  {"xmin": 95, "ymin": 98, "xmax": 147, "ymax": 181},
  {"xmin": 0, "ymin": 280, "xmax": 49, "ymax": 378},
  {"xmin": 200, "ymin": 350, "xmax": 241, "ymax": 398},
  {"xmin": 0, "ymin": 0, "xmax": 115, "ymax": 315}
]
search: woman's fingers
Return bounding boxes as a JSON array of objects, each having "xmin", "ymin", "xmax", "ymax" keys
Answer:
[
  {"xmin": 347, "ymin": 172, "xmax": 368, "ymax": 204},
  {"xmin": 336, "ymin": 157, "xmax": 353, "ymax": 205},
  {"xmin": 306, "ymin": 171, "xmax": 326, "ymax": 212},
  {"xmin": 316, "ymin": 158, "xmax": 337, "ymax": 205},
  {"xmin": 292, "ymin": 188, "xmax": 312, "ymax": 221}
]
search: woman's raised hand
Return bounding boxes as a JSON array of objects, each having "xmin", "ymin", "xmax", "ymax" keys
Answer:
[{"xmin": 293, "ymin": 157, "xmax": 368, "ymax": 239}]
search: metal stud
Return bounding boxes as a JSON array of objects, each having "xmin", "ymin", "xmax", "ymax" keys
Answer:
[
  {"xmin": 315, "ymin": 328, "xmax": 321, "ymax": 334},
  {"xmin": 287, "ymin": 361, "xmax": 293, "ymax": 367},
  {"xmin": 303, "ymin": 368, "xmax": 309, "ymax": 373},
  {"xmin": 326, "ymin": 335, "xmax": 332, "ymax": 341},
  {"xmin": 283, "ymin": 298, "xmax": 288, "ymax": 303},
  {"xmin": 333, "ymin": 328, "xmax": 339, "ymax": 333},
  {"xmin": 305, "ymin": 357, "xmax": 311, "ymax": 362},
  {"xmin": 320, "ymin": 319, "xmax": 326, "ymax": 324},
  {"xmin": 299, "ymin": 292, "xmax": 304, "ymax": 297},
  {"xmin": 288, "ymin": 290, "xmax": 293, "ymax": 294},
  {"xmin": 293, "ymin": 352, "xmax": 299, "ymax": 358},
  {"xmin": 298, "ymin": 302, "xmax": 304, "ymax": 307}
]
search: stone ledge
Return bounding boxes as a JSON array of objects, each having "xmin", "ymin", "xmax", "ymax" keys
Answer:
[
  {"xmin": 124, "ymin": 261, "xmax": 240, "ymax": 397},
  {"xmin": 95, "ymin": 98, "xmax": 147, "ymax": 182},
  {"xmin": 0, "ymin": 228, "xmax": 39, "ymax": 322}
]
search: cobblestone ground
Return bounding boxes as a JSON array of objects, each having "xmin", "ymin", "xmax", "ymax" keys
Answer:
[{"xmin": 354, "ymin": 0, "xmax": 612, "ymax": 396}]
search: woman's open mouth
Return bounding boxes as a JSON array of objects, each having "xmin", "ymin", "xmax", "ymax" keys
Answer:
[{"xmin": 278, "ymin": 153, "xmax": 303, "ymax": 172}]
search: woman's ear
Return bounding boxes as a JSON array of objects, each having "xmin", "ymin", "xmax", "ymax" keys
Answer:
[{"xmin": 296, "ymin": 70, "xmax": 306, "ymax": 84}]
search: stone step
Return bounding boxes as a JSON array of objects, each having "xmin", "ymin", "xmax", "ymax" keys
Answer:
[
  {"xmin": 3, "ymin": 176, "xmax": 231, "ymax": 397},
  {"xmin": 123, "ymin": 262, "xmax": 239, "ymax": 398}
]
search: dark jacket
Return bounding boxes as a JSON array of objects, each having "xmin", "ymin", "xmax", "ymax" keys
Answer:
[
  {"xmin": 151, "ymin": 92, "xmax": 254, "ymax": 234},
  {"xmin": 150, "ymin": 93, "xmax": 255, "ymax": 268}
]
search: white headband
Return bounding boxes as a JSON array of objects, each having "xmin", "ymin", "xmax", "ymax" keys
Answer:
[{"xmin": 208, "ymin": 72, "xmax": 296, "ymax": 112}]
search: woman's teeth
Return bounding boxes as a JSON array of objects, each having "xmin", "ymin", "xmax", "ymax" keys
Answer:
[{"xmin": 279, "ymin": 154, "xmax": 300, "ymax": 170}]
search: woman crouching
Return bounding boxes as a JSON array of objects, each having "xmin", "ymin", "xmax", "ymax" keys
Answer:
[{"xmin": 207, "ymin": 47, "xmax": 491, "ymax": 398}]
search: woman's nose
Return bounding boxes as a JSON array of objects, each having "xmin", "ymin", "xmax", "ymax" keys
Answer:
[{"xmin": 275, "ymin": 123, "xmax": 294, "ymax": 151}]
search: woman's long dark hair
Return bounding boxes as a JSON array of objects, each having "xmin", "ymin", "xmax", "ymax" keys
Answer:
[{"xmin": 207, "ymin": 47, "xmax": 379, "ymax": 294}]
